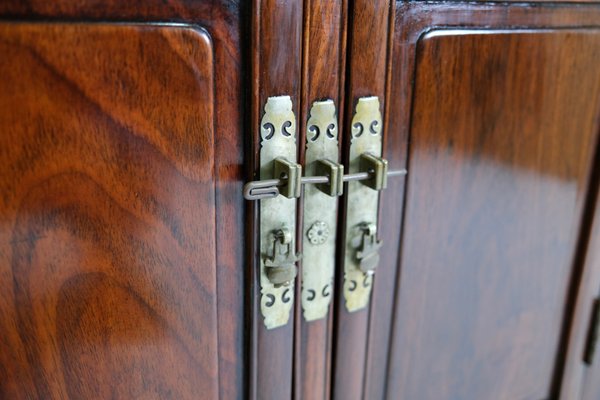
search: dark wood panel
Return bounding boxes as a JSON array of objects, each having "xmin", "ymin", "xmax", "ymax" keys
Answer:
[
  {"xmin": 0, "ymin": 23, "xmax": 221, "ymax": 399},
  {"xmin": 388, "ymin": 28, "xmax": 600, "ymax": 400},
  {"xmin": 333, "ymin": 1, "xmax": 396, "ymax": 400},
  {"xmin": 295, "ymin": 1, "xmax": 347, "ymax": 399},
  {"xmin": 249, "ymin": 1, "xmax": 303, "ymax": 399},
  {"xmin": 0, "ymin": 4, "xmax": 246, "ymax": 398},
  {"xmin": 386, "ymin": 5, "xmax": 600, "ymax": 400}
]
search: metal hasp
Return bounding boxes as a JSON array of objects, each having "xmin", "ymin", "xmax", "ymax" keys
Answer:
[
  {"xmin": 355, "ymin": 222, "xmax": 382, "ymax": 273},
  {"xmin": 258, "ymin": 96, "xmax": 301, "ymax": 329},
  {"xmin": 265, "ymin": 228, "xmax": 300, "ymax": 286},
  {"xmin": 302, "ymin": 100, "xmax": 342, "ymax": 321},
  {"xmin": 343, "ymin": 96, "xmax": 385, "ymax": 312}
]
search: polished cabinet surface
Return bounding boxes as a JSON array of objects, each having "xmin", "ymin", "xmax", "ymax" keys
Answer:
[
  {"xmin": 389, "ymin": 29, "xmax": 600, "ymax": 399},
  {"xmin": 1, "ymin": 1, "xmax": 600, "ymax": 400},
  {"xmin": 0, "ymin": 23, "xmax": 221, "ymax": 399}
]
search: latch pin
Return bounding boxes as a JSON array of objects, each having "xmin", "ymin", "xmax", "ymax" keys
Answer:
[{"xmin": 243, "ymin": 164, "xmax": 406, "ymax": 200}]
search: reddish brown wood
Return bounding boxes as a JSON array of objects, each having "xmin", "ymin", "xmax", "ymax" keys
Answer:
[
  {"xmin": 294, "ymin": 1, "xmax": 347, "ymax": 399},
  {"xmin": 249, "ymin": 1, "xmax": 303, "ymax": 399},
  {"xmin": 332, "ymin": 1, "xmax": 394, "ymax": 400},
  {"xmin": 386, "ymin": 5, "xmax": 600, "ymax": 399},
  {"xmin": 386, "ymin": 11, "xmax": 600, "ymax": 398},
  {"xmin": 0, "ymin": 23, "xmax": 221, "ymax": 399},
  {"xmin": 0, "ymin": 2, "xmax": 246, "ymax": 399}
]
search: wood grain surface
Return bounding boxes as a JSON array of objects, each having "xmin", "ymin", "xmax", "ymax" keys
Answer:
[
  {"xmin": 388, "ymin": 28, "xmax": 600, "ymax": 400},
  {"xmin": 294, "ymin": 1, "xmax": 347, "ymax": 399},
  {"xmin": 386, "ymin": 4, "xmax": 600, "ymax": 399},
  {"xmin": 249, "ymin": 1, "xmax": 303, "ymax": 399},
  {"xmin": 0, "ymin": 23, "xmax": 222, "ymax": 399},
  {"xmin": 332, "ymin": 1, "xmax": 396, "ymax": 400},
  {"xmin": 0, "ymin": 2, "xmax": 247, "ymax": 399}
]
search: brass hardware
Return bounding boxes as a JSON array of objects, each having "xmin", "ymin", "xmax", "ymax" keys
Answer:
[
  {"xmin": 307, "ymin": 221, "xmax": 329, "ymax": 245},
  {"xmin": 343, "ymin": 96, "xmax": 385, "ymax": 312},
  {"xmin": 265, "ymin": 228, "xmax": 300, "ymax": 287},
  {"xmin": 243, "ymin": 167, "xmax": 405, "ymax": 200},
  {"xmin": 359, "ymin": 153, "xmax": 388, "ymax": 191},
  {"xmin": 274, "ymin": 157, "xmax": 302, "ymax": 199},
  {"xmin": 315, "ymin": 159, "xmax": 344, "ymax": 197},
  {"xmin": 258, "ymin": 96, "xmax": 300, "ymax": 329},
  {"xmin": 302, "ymin": 100, "xmax": 340, "ymax": 321},
  {"xmin": 355, "ymin": 223, "xmax": 382, "ymax": 274},
  {"xmin": 248, "ymin": 96, "xmax": 405, "ymax": 320},
  {"xmin": 584, "ymin": 298, "xmax": 600, "ymax": 365}
]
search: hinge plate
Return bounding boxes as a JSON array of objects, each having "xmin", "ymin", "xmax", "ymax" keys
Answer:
[
  {"xmin": 343, "ymin": 96, "xmax": 384, "ymax": 312},
  {"xmin": 259, "ymin": 96, "xmax": 300, "ymax": 329},
  {"xmin": 301, "ymin": 100, "xmax": 341, "ymax": 321}
]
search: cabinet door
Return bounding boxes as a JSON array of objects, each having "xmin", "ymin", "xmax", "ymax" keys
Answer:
[
  {"xmin": 0, "ymin": 15, "xmax": 245, "ymax": 399},
  {"xmin": 382, "ymin": 3, "xmax": 600, "ymax": 400},
  {"xmin": 330, "ymin": 1, "xmax": 395, "ymax": 400},
  {"xmin": 294, "ymin": 1, "xmax": 346, "ymax": 400}
]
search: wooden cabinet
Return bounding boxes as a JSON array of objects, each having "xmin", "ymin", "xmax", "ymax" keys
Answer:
[
  {"xmin": 1, "ymin": 1, "xmax": 599, "ymax": 399},
  {"xmin": 388, "ymin": 27, "xmax": 600, "ymax": 400},
  {"xmin": 384, "ymin": 5, "xmax": 600, "ymax": 399},
  {"xmin": 0, "ymin": 4, "xmax": 246, "ymax": 399},
  {"xmin": 0, "ymin": 23, "xmax": 223, "ymax": 399}
]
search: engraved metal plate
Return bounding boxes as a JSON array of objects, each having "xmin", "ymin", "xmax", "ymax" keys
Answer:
[
  {"xmin": 343, "ymin": 96, "xmax": 383, "ymax": 312},
  {"xmin": 301, "ymin": 100, "xmax": 340, "ymax": 321},
  {"xmin": 259, "ymin": 96, "xmax": 299, "ymax": 329}
]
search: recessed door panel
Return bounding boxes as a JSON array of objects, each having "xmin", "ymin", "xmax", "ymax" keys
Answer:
[
  {"xmin": 0, "ymin": 23, "xmax": 219, "ymax": 399},
  {"xmin": 390, "ymin": 29, "xmax": 600, "ymax": 399}
]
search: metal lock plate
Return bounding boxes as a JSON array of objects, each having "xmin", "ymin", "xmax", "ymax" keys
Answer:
[
  {"xmin": 302, "ymin": 100, "xmax": 341, "ymax": 321},
  {"xmin": 343, "ymin": 96, "xmax": 384, "ymax": 312},
  {"xmin": 259, "ymin": 96, "xmax": 300, "ymax": 329}
]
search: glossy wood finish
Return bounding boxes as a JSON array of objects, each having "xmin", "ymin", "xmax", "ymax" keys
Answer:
[
  {"xmin": 0, "ymin": 2, "xmax": 246, "ymax": 399},
  {"xmin": 294, "ymin": 1, "xmax": 347, "ymax": 399},
  {"xmin": 332, "ymin": 1, "xmax": 396, "ymax": 400},
  {"xmin": 386, "ymin": 20, "xmax": 600, "ymax": 400},
  {"xmin": 386, "ymin": 5, "xmax": 600, "ymax": 399},
  {"xmin": 0, "ymin": 23, "xmax": 220, "ymax": 399},
  {"xmin": 249, "ymin": 1, "xmax": 303, "ymax": 399}
]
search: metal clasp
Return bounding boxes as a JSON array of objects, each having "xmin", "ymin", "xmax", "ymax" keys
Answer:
[
  {"xmin": 243, "ymin": 164, "xmax": 406, "ymax": 201},
  {"xmin": 359, "ymin": 153, "xmax": 388, "ymax": 191},
  {"xmin": 355, "ymin": 223, "xmax": 382, "ymax": 273},
  {"xmin": 302, "ymin": 100, "xmax": 341, "ymax": 322},
  {"xmin": 343, "ymin": 96, "xmax": 386, "ymax": 312},
  {"xmin": 265, "ymin": 229, "xmax": 300, "ymax": 287},
  {"xmin": 274, "ymin": 157, "xmax": 302, "ymax": 199},
  {"xmin": 315, "ymin": 159, "xmax": 344, "ymax": 197},
  {"xmin": 257, "ymin": 96, "xmax": 299, "ymax": 329}
]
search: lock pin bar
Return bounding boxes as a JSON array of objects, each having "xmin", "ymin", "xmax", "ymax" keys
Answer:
[{"xmin": 243, "ymin": 168, "xmax": 407, "ymax": 200}]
